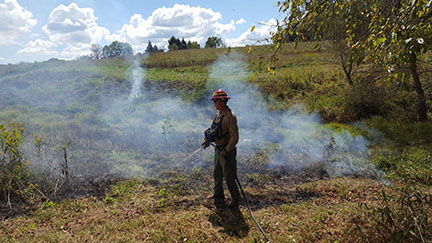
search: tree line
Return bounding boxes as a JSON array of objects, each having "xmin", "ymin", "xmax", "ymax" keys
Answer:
[{"xmin": 89, "ymin": 36, "xmax": 224, "ymax": 59}]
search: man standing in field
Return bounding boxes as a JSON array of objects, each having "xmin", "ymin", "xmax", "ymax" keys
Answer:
[{"xmin": 205, "ymin": 89, "xmax": 241, "ymax": 209}]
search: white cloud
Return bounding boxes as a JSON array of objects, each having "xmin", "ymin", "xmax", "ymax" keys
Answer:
[
  {"xmin": 226, "ymin": 19, "xmax": 276, "ymax": 47},
  {"xmin": 43, "ymin": 3, "xmax": 110, "ymax": 45},
  {"xmin": 58, "ymin": 43, "xmax": 92, "ymax": 59},
  {"xmin": 0, "ymin": 0, "xmax": 37, "ymax": 45},
  {"xmin": 8, "ymin": 3, "xmax": 273, "ymax": 63},
  {"xmin": 14, "ymin": 39, "xmax": 61, "ymax": 63},
  {"xmin": 18, "ymin": 39, "xmax": 94, "ymax": 61},
  {"xmin": 110, "ymin": 4, "xmax": 237, "ymax": 50},
  {"xmin": 17, "ymin": 2, "xmax": 112, "ymax": 60},
  {"xmin": 236, "ymin": 18, "xmax": 246, "ymax": 24},
  {"xmin": 17, "ymin": 39, "xmax": 58, "ymax": 55}
]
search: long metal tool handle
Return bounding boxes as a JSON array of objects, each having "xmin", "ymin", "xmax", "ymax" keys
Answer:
[{"xmin": 234, "ymin": 173, "xmax": 271, "ymax": 243}]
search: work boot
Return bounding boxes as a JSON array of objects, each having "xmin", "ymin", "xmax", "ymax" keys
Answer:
[{"xmin": 214, "ymin": 198, "xmax": 225, "ymax": 209}]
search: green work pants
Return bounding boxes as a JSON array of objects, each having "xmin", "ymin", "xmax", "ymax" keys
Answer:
[{"xmin": 213, "ymin": 148, "xmax": 241, "ymax": 202}]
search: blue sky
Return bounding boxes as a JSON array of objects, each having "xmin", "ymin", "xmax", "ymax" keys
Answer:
[{"xmin": 0, "ymin": 0, "xmax": 280, "ymax": 64}]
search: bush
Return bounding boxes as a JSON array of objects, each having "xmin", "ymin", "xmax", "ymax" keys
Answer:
[
  {"xmin": 0, "ymin": 123, "xmax": 33, "ymax": 207},
  {"xmin": 344, "ymin": 75, "xmax": 390, "ymax": 120}
]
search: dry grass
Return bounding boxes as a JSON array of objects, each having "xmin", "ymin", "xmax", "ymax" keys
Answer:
[{"xmin": 0, "ymin": 172, "xmax": 397, "ymax": 242}]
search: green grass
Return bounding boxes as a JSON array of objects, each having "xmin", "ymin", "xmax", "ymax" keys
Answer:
[
  {"xmin": 363, "ymin": 117, "xmax": 432, "ymax": 185},
  {"xmin": 144, "ymin": 48, "xmax": 224, "ymax": 68}
]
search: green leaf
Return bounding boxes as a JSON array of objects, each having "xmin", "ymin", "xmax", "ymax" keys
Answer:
[{"xmin": 376, "ymin": 37, "xmax": 386, "ymax": 45}]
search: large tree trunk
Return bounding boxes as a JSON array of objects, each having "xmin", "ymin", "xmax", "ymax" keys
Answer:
[{"xmin": 409, "ymin": 53, "xmax": 428, "ymax": 121}]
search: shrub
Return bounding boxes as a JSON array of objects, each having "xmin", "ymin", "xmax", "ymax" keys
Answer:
[
  {"xmin": 344, "ymin": 75, "xmax": 390, "ymax": 120},
  {"xmin": 0, "ymin": 123, "xmax": 33, "ymax": 207}
]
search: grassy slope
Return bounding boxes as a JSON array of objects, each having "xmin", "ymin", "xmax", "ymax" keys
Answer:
[
  {"xmin": 1, "ymin": 174, "xmax": 391, "ymax": 242},
  {"xmin": 1, "ymin": 44, "xmax": 431, "ymax": 242}
]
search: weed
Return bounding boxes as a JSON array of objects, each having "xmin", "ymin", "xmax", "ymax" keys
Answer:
[
  {"xmin": 111, "ymin": 209, "xmax": 119, "ymax": 216},
  {"xmin": 111, "ymin": 179, "xmax": 140, "ymax": 197},
  {"xmin": 104, "ymin": 195, "xmax": 115, "ymax": 204},
  {"xmin": 157, "ymin": 197, "xmax": 167, "ymax": 208},
  {"xmin": 33, "ymin": 133, "xmax": 43, "ymax": 159},
  {"xmin": 190, "ymin": 166, "xmax": 202, "ymax": 179},
  {"xmin": 0, "ymin": 123, "xmax": 35, "ymax": 208},
  {"xmin": 157, "ymin": 188, "xmax": 169, "ymax": 208},
  {"xmin": 161, "ymin": 116, "xmax": 173, "ymax": 135},
  {"xmin": 112, "ymin": 184, "xmax": 128, "ymax": 197},
  {"xmin": 43, "ymin": 200, "xmax": 55, "ymax": 209},
  {"xmin": 157, "ymin": 188, "xmax": 168, "ymax": 198}
]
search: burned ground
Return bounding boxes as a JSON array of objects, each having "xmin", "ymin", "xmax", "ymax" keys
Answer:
[{"xmin": 0, "ymin": 166, "xmax": 394, "ymax": 242}]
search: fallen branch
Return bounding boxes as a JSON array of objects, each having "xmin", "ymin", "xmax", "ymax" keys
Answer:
[{"xmin": 30, "ymin": 184, "xmax": 49, "ymax": 200}]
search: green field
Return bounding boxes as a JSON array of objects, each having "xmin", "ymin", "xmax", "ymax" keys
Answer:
[{"xmin": 1, "ymin": 43, "xmax": 431, "ymax": 242}]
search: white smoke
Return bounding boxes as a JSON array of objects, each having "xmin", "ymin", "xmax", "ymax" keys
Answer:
[
  {"xmin": 1, "ymin": 51, "xmax": 383, "ymax": 183},
  {"xmin": 128, "ymin": 58, "xmax": 146, "ymax": 101},
  {"xmin": 206, "ymin": 51, "xmax": 381, "ymax": 178}
]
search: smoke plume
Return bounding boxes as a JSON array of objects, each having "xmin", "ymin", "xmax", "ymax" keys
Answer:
[
  {"xmin": 0, "ymin": 51, "xmax": 383, "ymax": 185},
  {"xmin": 128, "ymin": 58, "xmax": 146, "ymax": 101}
]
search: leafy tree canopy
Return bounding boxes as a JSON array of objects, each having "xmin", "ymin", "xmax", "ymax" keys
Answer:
[
  {"xmin": 273, "ymin": 0, "xmax": 432, "ymax": 120},
  {"xmin": 101, "ymin": 41, "xmax": 134, "ymax": 58},
  {"xmin": 205, "ymin": 36, "xmax": 224, "ymax": 48},
  {"xmin": 90, "ymin": 44, "xmax": 102, "ymax": 60},
  {"xmin": 146, "ymin": 41, "xmax": 163, "ymax": 53},
  {"xmin": 168, "ymin": 36, "xmax": 200, "ymax": 51},
  {"xmin": 187, "ymin": 40, "xmax": 200, "ymax": 49}
]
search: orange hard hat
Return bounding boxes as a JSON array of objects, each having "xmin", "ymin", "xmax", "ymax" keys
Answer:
[{"xmin": 211, "ymin": 89, "xmax": 230, "ymax": 100}]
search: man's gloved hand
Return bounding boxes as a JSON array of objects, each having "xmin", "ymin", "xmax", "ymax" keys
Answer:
[{"xmin": 201, "ymin": 138, "xmax": 209, "ymax": 149}]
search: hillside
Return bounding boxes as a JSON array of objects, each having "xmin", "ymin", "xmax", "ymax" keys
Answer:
[{"xmin": 1, "ymin": 43, "xmax": 431, "ymax": 242}]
